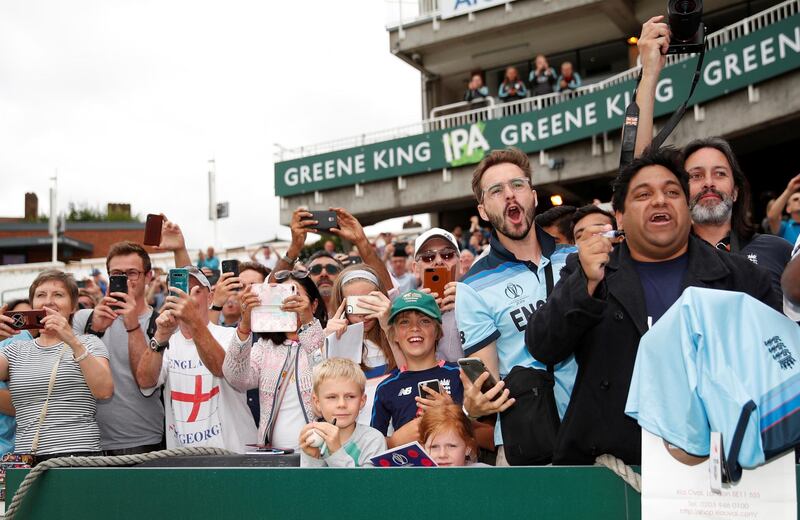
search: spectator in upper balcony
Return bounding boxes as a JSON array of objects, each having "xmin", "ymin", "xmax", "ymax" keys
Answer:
[
  {"xmin": 464, "ymin": 73, "xmax": 490, "ymax": 103},
  {"xmin": 556, "ymin": 62, "xmax": 582, "ymax": 92},
  {"xmin": 498, "ymin": 67, "xmax": 527, "ymax": 102},
  {"xmin": 529, "ymin": 54, "xmax": 558, "ymax": 96}
]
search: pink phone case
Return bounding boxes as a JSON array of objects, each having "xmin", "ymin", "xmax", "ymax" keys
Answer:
[{"xmin": 250, "ymin": 283, "xmax": 297, "ymax": 332}]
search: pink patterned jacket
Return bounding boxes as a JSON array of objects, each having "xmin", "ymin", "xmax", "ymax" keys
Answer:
[{"xmin": 222, "ymin": 321, "xmax": 325, "ymax": 446}]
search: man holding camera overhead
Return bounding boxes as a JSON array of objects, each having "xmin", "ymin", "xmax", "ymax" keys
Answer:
[{"xmin": 632, "ymin": 15, "xmax": 792, "ymax": 304}]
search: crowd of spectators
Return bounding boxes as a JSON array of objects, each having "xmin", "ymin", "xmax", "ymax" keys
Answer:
[
  {"xmin": 465, "ymin": 55, "xmax": 583, "ymax": 105},
  {"xmin": 0, "ymin": 18, "xmax": 798, "ymax": 475}
]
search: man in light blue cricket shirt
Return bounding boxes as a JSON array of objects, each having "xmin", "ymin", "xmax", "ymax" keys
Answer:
[{"xmin": 456, "ymin": 147, "xmax": 577, "ymax": 466}]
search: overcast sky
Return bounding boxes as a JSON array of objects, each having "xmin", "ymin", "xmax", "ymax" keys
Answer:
[{"xmin": 0, "ymin": 1, "xmax": 422, "ymax": 250}]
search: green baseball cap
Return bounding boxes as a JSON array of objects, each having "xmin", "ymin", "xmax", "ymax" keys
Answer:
[{"xmin": 388, "ymin": 290, "xmax": 442, "ymax": 324}]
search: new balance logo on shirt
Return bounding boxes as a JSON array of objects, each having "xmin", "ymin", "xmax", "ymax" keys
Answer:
[{"xmin": 397, "ymin": 387, "xmax": 412, "ymax": 397}]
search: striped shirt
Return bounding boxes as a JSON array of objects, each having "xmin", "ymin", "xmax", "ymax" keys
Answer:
[{"xmin": 1, "ymin": 335, "xmax": 109, "ymax": 455}]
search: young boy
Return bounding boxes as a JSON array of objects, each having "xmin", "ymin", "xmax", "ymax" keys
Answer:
[
  {"xmin": 371, "ymin": 290, "xmax": 464, "ymax": 447},
  {"xmin": 299, "ymin": 358, "xmax": 387, "ymax": 467}
]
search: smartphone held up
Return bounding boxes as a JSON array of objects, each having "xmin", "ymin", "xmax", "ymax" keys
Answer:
[
  {"xmin": 250, "ymin": 283, "xmax": 297, "ymax": 332},
  {"xmin": 143, "ymin": 214, "xmax": 164, "ymax": 246}
]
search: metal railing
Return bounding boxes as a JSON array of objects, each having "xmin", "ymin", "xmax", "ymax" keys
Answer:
[
  {"xmin": 277, "ymin": 0, "xmax": 800, "ymax": 162},
  {"xmin": 429, "ymin": 96, "xmax": 496, "ymax": 119},
  {"xmin": 386, "ymin": 0, "xmax": 440, "ymax": 30}
]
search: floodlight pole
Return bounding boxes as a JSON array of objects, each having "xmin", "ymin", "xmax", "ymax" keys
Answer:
[
  {"xmin": 50, "ymin": 171, "xmax": 58, "ymax": 263},
  {"xmin": 208, "ymin": 159, "xmax": 218, "ymax": 249}
]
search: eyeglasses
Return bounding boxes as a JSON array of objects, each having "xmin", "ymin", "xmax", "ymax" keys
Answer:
[
  {"xmin": 308, "ymin": 264, "xmax": 342, "ymax": 276},
  {"xmin": 482, "ymin": 177, "xmax": 532, "ymax": 200},
  {"xmin": 273, "ymin": 270, "xmax": 310, "ymax": 282},
  {"xmin": 416, "ymin": 248, "xmax": 458, "ymax": 264},
  {"xmin": 109, "ymin": 269, "xmax": 146, "ymax": 281}
]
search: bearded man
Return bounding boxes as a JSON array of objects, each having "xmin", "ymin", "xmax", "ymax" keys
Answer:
[
  {"xmin": 683, "ymin": 137, "xmax": 791, "ymax": 300},
  {"xmin": 455, "ymin": 147, "xmax": 577, "ymax": 466}
]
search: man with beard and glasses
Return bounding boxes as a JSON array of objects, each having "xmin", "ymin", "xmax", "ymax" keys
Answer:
[
  {"xmin": 455, "ymin": 147, "xmax": 577, "ymax": 466},
  {"xmin": 630, "ymin": 18, "xmax": 792, "ymax": 302},
  {"xmin": 527, "ymin": 147, "xmax": 780, "ymax": 466}
]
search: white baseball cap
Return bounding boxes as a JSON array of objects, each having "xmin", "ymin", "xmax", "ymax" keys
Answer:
[{"xmin": 414, "ymin": 228, "xmax": 460, "ymax": 257}]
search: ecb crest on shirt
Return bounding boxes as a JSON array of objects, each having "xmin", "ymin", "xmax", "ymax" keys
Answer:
[{"xmin": 764, "ymin": 336, "xmax": 797, "ymax": 371}]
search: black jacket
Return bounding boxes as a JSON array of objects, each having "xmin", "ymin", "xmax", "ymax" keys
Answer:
[{"xmin": 526, "ymin": 235, "xmax": 781, "ymax": 465}]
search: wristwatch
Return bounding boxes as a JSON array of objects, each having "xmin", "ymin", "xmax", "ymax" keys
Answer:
[
  {"xmin": 282, "ymin": 253, "xmax": 298, "ymax": 265},
  {"xmin": 210, "ymin": 304, "xmax": 223, "ymax": 311},
  {"xmin": 149, "ymin": 337, "xmax": 170, "ymax": 353}
]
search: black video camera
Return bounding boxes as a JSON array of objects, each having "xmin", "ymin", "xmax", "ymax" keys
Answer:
[{"xmin": 666, "ymin": 0, "xmax": 705, "ymax": 54}]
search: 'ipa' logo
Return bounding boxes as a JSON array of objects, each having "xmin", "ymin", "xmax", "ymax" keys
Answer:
[{"xmin": 443, "ymin": 122, "xmax": 490, "ymax": 166}]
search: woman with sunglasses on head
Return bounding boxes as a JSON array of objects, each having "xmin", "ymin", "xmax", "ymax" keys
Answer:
[
  {"xmin": 222, "ymin": 269, "xmax": 328, "ymax": 450},
  {"xmin": 326, "ymin": 265, "xmax": 397, "ymax": 376}
]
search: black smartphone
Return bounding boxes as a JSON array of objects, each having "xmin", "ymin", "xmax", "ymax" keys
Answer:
[
  {"xmin": 76, "ymin": 279, "xmax": 87, "ymax": 289},
  {"xmin": 221, "ymin": 259, "xmax": 240, "ymax": 277},
  {"xmin": 305, "ymin": 211, "xmax": 338, "ymax": 232},
  {"xmin": 417, "ymin": 379, "xmax": 441, "ymax": 397},
  {"xmin": 108, "ymin": 274, "xmax": 128, "ymax": 301},
  {"xmin": 143, "ymin": 214, "xmax": 164, "ymax": 246},
  {"xmin": 458, "ymin": 357, "xmax": 498, "ymax": 394}
]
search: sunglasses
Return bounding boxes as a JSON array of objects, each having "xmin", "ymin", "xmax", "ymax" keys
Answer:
[
  {"xmin": 416, "ymin": 248, "xmax": 458, "ymax": 264},
  {"xmin": 273, "ymin": 270, "xmax": 310, "ymax": 282},
  {"xmin": 308, "ymin": 264, "xmax": 342, "ymax": 276}
]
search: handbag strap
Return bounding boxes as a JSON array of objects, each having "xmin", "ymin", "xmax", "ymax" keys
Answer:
[
  {"xmin": 264, "ymin": 343, "xmax": 301, "ymax": 445},
  {"xmin": 544, "ymin": 262, "xmax": 554, "ymax": 297},
  {"xmin": 31, "ymin": 344, "xmax": 70, "ymax": 455},
  {"xmin": 544, "ymin": 262, "xmax": 555, "ymax": 374}
]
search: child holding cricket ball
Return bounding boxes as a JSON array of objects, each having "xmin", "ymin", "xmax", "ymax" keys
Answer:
[{"xmin": 299, "ymin": 358, "xmax": 386, "ymax": 467}]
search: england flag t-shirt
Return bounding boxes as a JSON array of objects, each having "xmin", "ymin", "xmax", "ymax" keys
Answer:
[{"xmin": 144, "ymin": 323, "xmax": 257, "ymax": 452}]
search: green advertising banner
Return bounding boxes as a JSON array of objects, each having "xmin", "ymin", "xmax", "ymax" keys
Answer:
[{"xmin": 275, "ymin": 14, "xmax": 800, "ymax": 197}]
